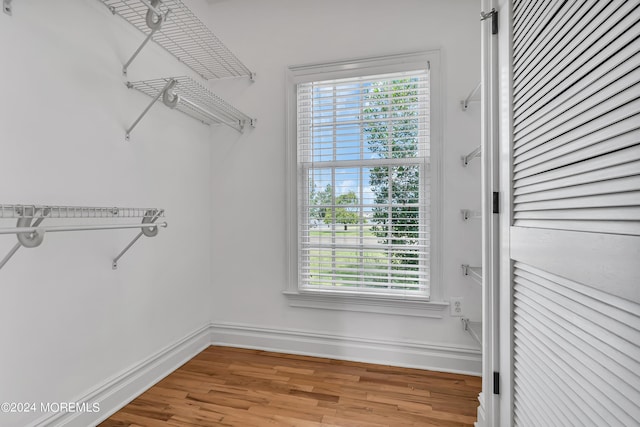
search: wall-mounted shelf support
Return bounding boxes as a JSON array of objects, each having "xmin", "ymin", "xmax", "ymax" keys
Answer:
[
  {"xmin": 122, "ymin": 8, "xmax": 170, "ymax": 76},
  {"xmin": 0, "ymin": 205, "xmax": 166, "ymax": 271},
  {"xmin": 460, "ymin": 83, "xmax": 481, "ymax": 111},
  {"xmin": 0, "ymin": 208, "xmax": 49, "ymax": 270},
  {"xmin": 100, "ymin": 0, "xmax": 254, "ymax": 80},
  {"xmin": 126, "ymin": 76, "xmax": 255, "ymax": 139},
  {"xmin": 3, "ymin": 0, "xmax": 12, "ymax": 15},
  {"xmin": 461, "ymin": 209, "xmax": 481, "ymax": 221},
  {"xmin": 462, "ymin": 264, "xmax": 482, "ymax": 285},
  {"xmin": 461, "ymin": 317, "xmax": 482, "ymax": 345},
  {"xmin": 126, "ymin": 78, "xmax": 174, "ymax": 141},
  {"xmin": 112, "ymin": 209, "xmax": 163, "ymax": 269},
  {"xmin": 462, "ymin": 146, "xmax": 481, "ymax": 167}
]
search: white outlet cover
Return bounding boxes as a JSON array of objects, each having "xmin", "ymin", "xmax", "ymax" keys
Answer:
[{"xmin": 450, "ymin": 297, "xmax": 463, "ymax": 316}]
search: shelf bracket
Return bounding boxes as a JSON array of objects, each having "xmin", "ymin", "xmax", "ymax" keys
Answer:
[
  {"xmin": 0, "ymin": 209, "xmax": 50, "ymax": 271},
  {"xmin": 122, "ymin": 2, "xmax": 170, "ymax": 76},
  {"xmin": 460, "ymin": 83, "xmax": 481, "ymax": 111},
  {"xmin": 126, "ymin": 78, "xmax": 175, "ymax": 140},
  {"xmin": 461, "ymin": 264, "xmax": 482, "ymax": 285},
  {"xmin": 3, "ymin": 0, "xmax": 12, "ymax": 15},
  {"xmin": 112, "ymin": 209, "xmax": 163, "ymax": 269},
  {"xmin": 461, "ymin": 209, "xmax": 481, "ymax": 221},
  {"xmin": 462, "ymin": 146, "xmax": 481, "ymax": 167}
]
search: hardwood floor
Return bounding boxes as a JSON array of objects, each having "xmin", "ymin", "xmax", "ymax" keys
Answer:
[{"xmin": 100, "ymin": 346, "xmax": 481, "ymax": 427}]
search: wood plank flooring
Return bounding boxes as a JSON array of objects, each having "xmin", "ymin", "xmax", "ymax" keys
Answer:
[{"xmin": 100, "ymin": 346, "xmax": 480, "ymax": 427}]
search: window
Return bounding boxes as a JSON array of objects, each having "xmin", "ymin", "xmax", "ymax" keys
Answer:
[{"xmin": 286, "ymin": 52, "xmax": 442, "ymax": 305}]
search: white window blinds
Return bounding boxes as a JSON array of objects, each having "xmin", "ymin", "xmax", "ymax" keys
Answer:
[{"xmin": 297, "ymin": 69, "xmax": 430, "ymax": 297}]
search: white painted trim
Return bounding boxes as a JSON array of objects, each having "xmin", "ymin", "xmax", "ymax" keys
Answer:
[
  {"xmin": 283, "ymin": 290, "xmax": 449, "ymax": 318},
  {"xmin": 210, "ymin": 322, "xmax": 481, "ymax": 376},
  {"xmin": 284, "ymin": 50, "xmax": 444, "ymax": 302},
  {"xmin": 497, "ymin": 0, "xmax": 515, "ymax": 426},
  {"xmin": 28, "ymin": 324, "xmax": 212, "ymax": 427}
]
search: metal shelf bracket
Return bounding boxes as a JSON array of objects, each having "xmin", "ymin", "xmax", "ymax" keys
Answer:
[
  {"xmin": 462, "ymin": 146, "xmax": 481, "ymax": 167},
  {"xmin": 461, "ymin": 209, "xmax": 481, "ymax": 221},
  {"xmin": 462, "ymin": 264, "xmax": 482, "ymax": 285},
  {"xmin": 125, "ymin": 78, "xmax": 174, "ymax": 141},
  {"xmin": 461, "ymin": 317, "xmax": 482, "ymax": 345},
  {"xmin": 460, "ymin": 83, "xmax": 481, "ymax": 111},
  {"xmin": 112, "ymin": 209, "xmax": 164, "ymax": 269}
]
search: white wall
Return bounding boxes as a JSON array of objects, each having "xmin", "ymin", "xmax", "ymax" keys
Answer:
[
  {"xmin": 0, "ymin": 1, "xmax": 481, "ymax": 424},
  {"xmin": 206, "ymin": 0, "xmax": 483, "ymax": 372},
  {"xmin": 0, "ymin": 1, "xmax": 213, "ymax": 426}
]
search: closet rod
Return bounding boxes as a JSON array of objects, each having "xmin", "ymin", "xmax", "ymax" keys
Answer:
[
  {"xmin": 462, "ymin": 146, "xmax": 481, "ymax": 166},
  {"xmin": 171, "ymin": 90, "xmax": 246, "ymax": 133},
  {"xmin": 461, "ymin": 83, "xmax": 481, "ymax": 111},
  {"xmin": 0, "ymin": 222, "xmax": 167, "ymax": 235}
]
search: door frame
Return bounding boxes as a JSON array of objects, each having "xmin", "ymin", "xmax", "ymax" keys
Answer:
[{"xmin": 495, "ymin": 0, "xmax": 514, "ymax": 425}]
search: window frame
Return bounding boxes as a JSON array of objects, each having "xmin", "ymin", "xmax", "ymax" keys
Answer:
[{"xmin": 285, "ymin": 51, "xmax": 445, "ymax": 315}]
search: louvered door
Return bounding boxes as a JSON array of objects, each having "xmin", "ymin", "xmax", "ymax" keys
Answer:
[{"xmin": 504, "ymin": 1, "xmax": 640, "ymax": 425}]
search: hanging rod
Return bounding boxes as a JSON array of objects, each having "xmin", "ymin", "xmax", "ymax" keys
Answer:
[
  {"xmin": 460, "ymin": 82, "xmax": 481, "ymax": 111},
  {"xmin": 0, "ymin": 205, "xmax": 165, "ymax": 271},
  {"xmin": 462, "ymin": 146, "xmax": 481, "ymax": 166},
  {"xmin": 126, "ymin": 76, "xmax": 255, "ymax": 140},
  {"xmin": 0, "ymin": 222, "xmax": 167, "ymax": 235},
  {"xmin": 461, "ymin": 264, "xmax": 482, "ymax": 285},
  {"xmin": 461, "ymin": 209, "xmax": 481, "ymax": 221},
  {"xmin": 461, "ymin": 318, "xmax": 482, "ymax": 345},
  {"xmin": 99, "ymin": 0, "xmax": 255, "ymax": 80}
]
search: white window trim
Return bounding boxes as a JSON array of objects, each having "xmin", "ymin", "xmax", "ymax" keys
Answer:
[{"xmin": 285, "ymin": 51, "xmax": 445, "ymax": 315}]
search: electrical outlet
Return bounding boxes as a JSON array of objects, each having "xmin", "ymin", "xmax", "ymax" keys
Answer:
[{"xmin": 450, "ymin": 297, "xmax": 463, "ymax": 316}]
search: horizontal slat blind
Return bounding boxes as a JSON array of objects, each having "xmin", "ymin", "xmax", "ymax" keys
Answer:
[
  {"xmin": 513, "ymin": 262, "xmax": 640, "ymax": 427},
  {"xmin": 297, "ymin": 69, "xmax": 430, "ymax": 296},
  {"xmin": 512, "ymin": 0, "xmax": 640, "ymax": 236}
]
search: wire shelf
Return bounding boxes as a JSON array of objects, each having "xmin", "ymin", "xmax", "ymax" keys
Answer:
[
  {"xmin": 100, "ymin": 0, "xmax": 253, "ymax": 80},
  {"xmin": 0, "ymin": 204, "xmax": 164, "ymax": 219},
  {"xmin": 127, "ymin": 76, "xmax": 254, "ymax": 131}
]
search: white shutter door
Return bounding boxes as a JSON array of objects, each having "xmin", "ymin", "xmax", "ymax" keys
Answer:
[{"xmin": 507, "ymin": 1, "xmax": 640, "ymax": 425}]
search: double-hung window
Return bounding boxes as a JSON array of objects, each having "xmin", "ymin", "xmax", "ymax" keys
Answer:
[{"xmin": 287, "ymin": 52, "xmax": 440, "ymax": 302}]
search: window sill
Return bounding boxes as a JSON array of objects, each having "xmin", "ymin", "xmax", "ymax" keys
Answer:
[{"xmin": 283, "ymin": 290, "xmax": 449, "ymax": 318}]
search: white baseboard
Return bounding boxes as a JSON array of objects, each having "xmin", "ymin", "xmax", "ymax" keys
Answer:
[
  {"xmin": 28, "ymin": 324, "xmax": 212, "ymax": 427},
  {"xmin": 28, "ymin": 321, "xmax": 480, "ymax": 426},
  {"xmin": 210, "ymin": 322, "xmax": 481, "ymax": 376}
]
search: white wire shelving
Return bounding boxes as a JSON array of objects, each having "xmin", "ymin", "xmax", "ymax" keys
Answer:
[
  {"xmin": 0, "ymin": 204, "xmax": 166, "ymax": 271},
  {"xmin": 462, "ymin": 317, "xmax": 482, "ymax": 346},
  {"xmin": 125, "ymin": 76, "xmax": 255, "ymax": 140},
  {"xmin": 462, "ymin": 264, "xmax": 482, "ymax": 286},
  {"xmin": 100, "ymin": 0, "xmax": 254, "ymax": 80}
]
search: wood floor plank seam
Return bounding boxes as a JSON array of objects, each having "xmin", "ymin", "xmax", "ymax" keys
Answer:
[{"xmin": 100, "ymin": 346, "xmax": 480, "ymax": 427}]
